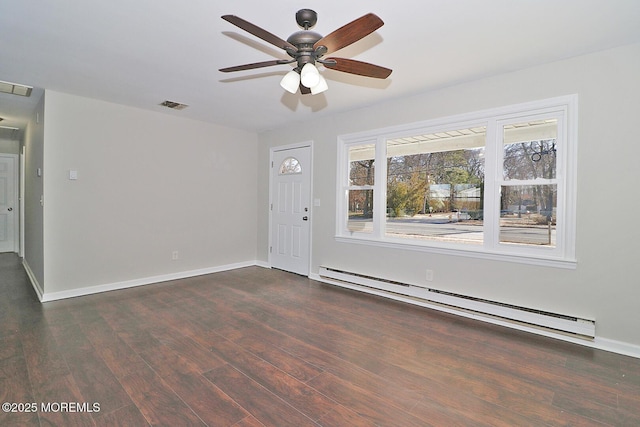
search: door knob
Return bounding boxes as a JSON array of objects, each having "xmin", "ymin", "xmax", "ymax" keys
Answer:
[
  {"xmin": 7, "ymin": 207, "xmax": 12, "ymax": 211},
  {"xmin": 302, "ymin": 216, "xmax": 308, "ymax": 221}
]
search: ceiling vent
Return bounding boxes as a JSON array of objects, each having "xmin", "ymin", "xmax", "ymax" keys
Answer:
[
  {"xmin": 160, "ymin": 100, "xmax": 188, "ymax": 110},
  {"xmin": 0, "ymin": 80, "xmax": 32, "ymax": 97}
]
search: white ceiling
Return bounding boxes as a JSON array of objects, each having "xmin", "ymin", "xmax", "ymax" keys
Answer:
[{"xmin": 1, "ymin": 0, "xmax": 639, "ymax": 138}]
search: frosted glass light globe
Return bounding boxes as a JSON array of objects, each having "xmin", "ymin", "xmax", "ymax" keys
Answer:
[{"xmin": 300, "ymin": 63, "xmax": 320, "ymax": 88}]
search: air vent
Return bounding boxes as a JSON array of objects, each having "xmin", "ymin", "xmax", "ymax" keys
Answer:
[
  {"xmin": 160, "ymin": 100, "xmax": 189, "ymax": 110},
  {"xmin": 0, "ymin": 80, "xmax": 32, "ymax": 97}
]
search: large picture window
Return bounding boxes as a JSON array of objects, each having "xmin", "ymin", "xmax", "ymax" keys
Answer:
[
  {"xmin": 386, "ymin": 125, "xmax": 486, "ymax": 244},
  {"xmin": 336, "ymin": 96, "xmax": 577, "ymax": 267}
]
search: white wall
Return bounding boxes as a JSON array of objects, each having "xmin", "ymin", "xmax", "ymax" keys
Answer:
[
  {"xmin": 42, "ymin": 91, "xmax": 258, "ymax": 294},
  {"xmin": 258, "ymin": 43, "xmax": 640, "ymax": 351}
]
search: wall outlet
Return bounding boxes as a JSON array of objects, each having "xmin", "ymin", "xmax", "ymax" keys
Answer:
[
  {"xmin": 172, "ymin": 251, "xmax": 179, "ymax": 260},
  {"xmin": 426, "ymin": 269, "xmax": 434, "ymax": 282}
]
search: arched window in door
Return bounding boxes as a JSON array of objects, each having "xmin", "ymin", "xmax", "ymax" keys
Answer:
[{"xmin": 279, "ymin": 157, "xmax": 302, "ymax": 175}]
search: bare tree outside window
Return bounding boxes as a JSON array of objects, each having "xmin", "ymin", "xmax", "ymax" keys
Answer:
[
  {"xmin": 347, "ymin": 144, "xmax": 375, "ymax": 233},
  {"xmin": 500, "ymin": 119, "xmax": 558, "ymax": 246}
]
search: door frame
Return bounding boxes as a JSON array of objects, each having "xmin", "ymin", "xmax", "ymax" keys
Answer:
[
  {"xmin": 20, "ymin": 147, "xmax": 25, "ymax": 257},
  {"xmin": 268, "ymin": 141, "xmax": 314, "ymax": 276},
  {"xmin": 0, "ymin": 153, "xmax": 20, "ymax": 254}
]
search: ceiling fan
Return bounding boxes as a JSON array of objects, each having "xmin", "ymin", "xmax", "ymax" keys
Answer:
[{"xmin": 219, "ymin": 9, "xmax": 392, "ymax": 95}]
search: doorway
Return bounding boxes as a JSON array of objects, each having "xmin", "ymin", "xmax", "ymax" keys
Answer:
[
  {"xmin": 269, "ymin": 144, "xmax": 312, "ymax": 276},
  {"xmin": 0, "ymin": 154, "xmax": 19, "ymax": 253}
]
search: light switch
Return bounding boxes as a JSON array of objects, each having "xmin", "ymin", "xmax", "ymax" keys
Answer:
[{"xmin": 69, "ymin": 170, "xmax": 78, "ymax": 180}]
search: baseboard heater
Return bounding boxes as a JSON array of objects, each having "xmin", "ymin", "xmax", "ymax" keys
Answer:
[{"xmin": 318, "ymin": 266, "xmax": 595, "ymax": 338}]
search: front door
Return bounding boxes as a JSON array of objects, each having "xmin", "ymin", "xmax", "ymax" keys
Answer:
[
  {"xmin": 0, "ymin": 155, "xmax": 17, "ymax": 253},
  {"xmin": 270, "ymin": 145, "xmax": 311, "ymax": 275}
]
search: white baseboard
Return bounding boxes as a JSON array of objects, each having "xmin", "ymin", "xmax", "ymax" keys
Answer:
[
  {"xmin": 27, "ymin": 262, "xmax": 639, "ymax": 359},
  {"xmin": 39, "ymin": 260, "xmax": 264, "ymax": 302},
  {"xmin": 309, "ymin": 273, "xmax": 640, "ymax": 360},
  {"xmin": 592, "ymin": 337, "xmax": 640, "ymax": 360}
]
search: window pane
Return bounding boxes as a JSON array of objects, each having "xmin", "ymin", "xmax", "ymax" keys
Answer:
[
  {"xmin": 349, "ymin": 144, "xmax": 375, "ymax": 185},
  {"xmin": 279, "ymin": 157, "xmax": 302, "ymax": 175},
  {"xmin": 347, "ymin": 189, "xmax": 373, "ymax": 233},
  {"xmin": 500, "ymin": 185, "xmax": 557, "ymax": 246},
  {"xmin": 503, "ymin": 119, "xmax": 557, "ymax": 180},
  {"xmin": 385, "ymin": 126, "xmax": 486, "ymax": 244}
]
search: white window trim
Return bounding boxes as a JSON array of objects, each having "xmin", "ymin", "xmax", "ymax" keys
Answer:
[{"xmin": 336, "ymin": 95, "xmax": 578, "ymax": 269}]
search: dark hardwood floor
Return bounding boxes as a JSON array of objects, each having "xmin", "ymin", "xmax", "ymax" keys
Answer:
[{"xmin": 1, "ymin": 253, "xmax": 639, "ymax": 426}]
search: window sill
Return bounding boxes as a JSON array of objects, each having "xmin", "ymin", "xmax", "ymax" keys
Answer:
[{"xmin": 335, "ymin": 235, "xmax": 577, "ymax": 269}]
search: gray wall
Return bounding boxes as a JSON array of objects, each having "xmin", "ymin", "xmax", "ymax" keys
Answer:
[
  {"xmin": 40, "ymin": 91, "xmax": 259, "ymax": 294},
  {"xmin": 257, "ymin": 43, "xmax": 640, "ymax": 350},
  {"xmin": 23, "ymin": 94, "xmax": 45, "ymax": 291},
  {"xmin": 0, "ymin": 139, "xmax": 19, "ymax": 154}
]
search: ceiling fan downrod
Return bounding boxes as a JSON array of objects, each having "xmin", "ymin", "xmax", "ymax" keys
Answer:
[{"xmin": 286, "ymin": 10, "xmax": 324, "ymax": 69}]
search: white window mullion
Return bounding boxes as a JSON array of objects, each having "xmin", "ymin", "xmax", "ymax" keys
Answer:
[
  {"xmin": 337, "ymin": 141, "xmax": 349, "ymax": 236},
  {"xmin": 483, "ymin": 119, "xmax": 500, "ymax": 250},
  {"xmin": 373, "ymin": 135, "xmax": 387, "ymax": 238}
]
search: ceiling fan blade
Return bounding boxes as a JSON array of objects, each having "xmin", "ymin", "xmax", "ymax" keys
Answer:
[
  {"xmin": 219, "ymin": 59, "xmax": 292, "ymax": 73},
  {"xmin": 299, "ymin": 83, "xmax": 311, "ymax": 95},
  {"xmin": 222, "ymin": 15, "xmax": 297, "ymax": 51},
  {"xmin": 323, "ymin": 57, "xmax": 392, "ymax": 79},
  {"xmin": 313, "ymin": 13, "xmax": 384, "ymax": 55}
]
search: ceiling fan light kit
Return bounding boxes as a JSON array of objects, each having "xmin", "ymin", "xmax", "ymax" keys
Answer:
[
  {"xmin": 220, "ymin": 9, "xmax": 392, "ymax": 96},
  {"xmin": 280, "ymin": 70, "xmax": 301, "ymax": 93}
]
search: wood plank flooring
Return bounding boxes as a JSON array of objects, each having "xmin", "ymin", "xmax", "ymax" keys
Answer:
[{"xmin": 1, "ymin": 253, "xmax": 639, "ymax": 426}]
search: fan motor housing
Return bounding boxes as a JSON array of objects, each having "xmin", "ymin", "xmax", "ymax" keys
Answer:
[
  {"xmin": 287, "ymin": 30, "xmax": 322, "ymax": 48},
  {"xmin": 287, "ymin": 30, "xmax": 323, "ymax": 66}
]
